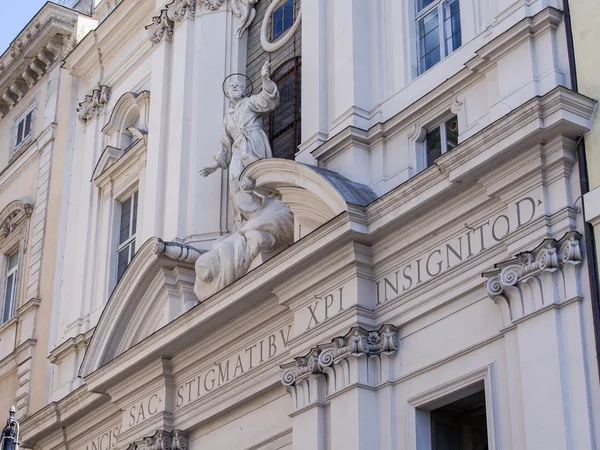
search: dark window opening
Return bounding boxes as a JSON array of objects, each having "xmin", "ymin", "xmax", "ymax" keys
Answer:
[
  {"xmin": 269, "ymin": 57, "xmax": 301, "ymax": 160},
  {"xmin": 425, "ymin": 114, "xmax": 458, "ymax": 167}
]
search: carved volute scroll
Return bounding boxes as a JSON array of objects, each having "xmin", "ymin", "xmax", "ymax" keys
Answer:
[
  {"xmin": 125, "ymin": 430, "xmax": 188, "ymax": 450},
  {"xmin": 77, "ymin": 85, "xmax": 111, "ymax": 125},
  {"xmin": 484, "ymin": 231, "xmax": 583, "ymax": 327}
]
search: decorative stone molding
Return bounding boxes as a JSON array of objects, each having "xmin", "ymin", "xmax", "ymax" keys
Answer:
[
  {"xmin": 0, "ymin": 199, "xmax": 34, "ymax": 240},
  {"xmin": 146, "ymin": 9, "xmax": 174, "ymax": 45},
  {"xmin": 125, "ymin": 430, "xmax": 188, "ymax": 450},
  {"xmin": 198, "ymin": 0, "xmax": 227, "ymax": 11},
  {"xmin": 260, "ymin": 0, "xmax": 302, "ymax": 52},
  {"xmin": 166, "ymin": 0, "xmax": 196, "ymax": 22},
  {"xmin": 281, "ymin": 325, "xmax": 398, "ymax": 410},
  {"xmin": 0, "ymin": 4, "xmax": 79, "ymax": 118},
  {"xmin": 282, "ymin": 325, "xmax": 398, "ymax": 387},
  {"xmin": 484, "ymin": 231, "xmax": 583, "ymax": 326},
  {"xmin": 77, "ymin": 85, "xmax": 110, "ymax": 125}
]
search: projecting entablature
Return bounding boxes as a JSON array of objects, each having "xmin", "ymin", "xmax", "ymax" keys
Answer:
[{"xmin": 0, "ymin": 3, "xmax": 88, "ymax": 119}]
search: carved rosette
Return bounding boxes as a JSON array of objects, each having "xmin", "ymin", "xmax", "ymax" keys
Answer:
[
  {"xmin": 484, "ymin": 231, "xmax": 583, "ymax": 326},
  {"xmin": 146, "ymin": 9, "xmax": 174, "ymax": 45},
  {"xmin": 281, "ymin": 325, "xmax": 398, "ymax": 388},
  {"xmin": 77, "ymin": 85, "xmax": 110, "ymax": 124},
  {"xmin": 125, "ymin": 430, "xmax": 188, "ymax": 450},
  {"xmin": 166, "ymin": 0, "xmax": 196, "ymax": 22}
]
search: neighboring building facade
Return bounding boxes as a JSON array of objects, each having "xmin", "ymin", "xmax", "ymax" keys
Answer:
[
  {"xmin": 570, "ymin": 0, "xmax": 600, "ymax": 371},
  {"xmin": 0, "ymin": 3, "xmax": 94, "ymax": 419},
  {"xmin": 8, "ymin": 0, "xmax": 600, "ymax": 450}
]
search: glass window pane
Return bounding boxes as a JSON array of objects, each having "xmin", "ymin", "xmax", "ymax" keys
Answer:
[
  {"xmin": 16, "ymin": 120, "xmax": 24, "ymax": 145},
  {"xmin": 8, "ymin": 252, "xmax": 19, "ymax": 271},
  {"xmin": 426, "ymin": 126, "xmax": 442, "ymax": 167},
  {"xmin": 272, "ymin": 0, "xmax": 294, "ymax": 39},
  {"xmin": 444, "ymin": 0, "xmax": 462, "ymax": 55},
  {"xmin": 417, "ymin": 0, "xmax": 436, "ymax": 12},
  {"xmin": 24, "ymin": 111, "xmax": 32, "ymax": 138},
  {"xmin": 3, "ymin": 274, "xmax": 15, "ymax": 323},
  {"xmin": 419, "ymin": 10, "xmax": 441, "ymax": 73},
  {"xmin": 117, "ymin": 247, "xmax": 129, "ymax": 281},
  {"xmin": 445, "ymin": 116, "xmax": 459, "ymax": 152},
  {"xmin": 119, "ymin": 197, "xmax": 132, "ymax": 245},
  {"xmin": 132, "ymin": 192, "xmax": 138, "ymax": 236}
]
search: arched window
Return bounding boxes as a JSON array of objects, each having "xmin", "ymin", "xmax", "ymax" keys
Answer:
[
  {"xmin": 269, "ymin": 57, "xmax": 301, "ymax": 160},
  {"xmin": 271, "ymin": 0, "xmax": 295, "ymax": 40}
]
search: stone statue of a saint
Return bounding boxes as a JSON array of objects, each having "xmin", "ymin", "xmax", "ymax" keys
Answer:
[{"xmin": 199, "ymin": 61, "xmax": 280, "ymax": 226}]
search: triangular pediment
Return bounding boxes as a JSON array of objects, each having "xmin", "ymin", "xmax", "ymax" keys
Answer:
[{"xmin": 91, "ymin": 145, "xmax": 123, "ymax": 181}]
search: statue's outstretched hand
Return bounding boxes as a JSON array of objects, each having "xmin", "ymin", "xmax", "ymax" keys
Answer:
[
  {"xmin": 261, "ymin": 61, "xmax": 271, "ymax": 80},
  {"xmin": 199, "ymin": 161, "xmax": 220, "ymax": 177}
]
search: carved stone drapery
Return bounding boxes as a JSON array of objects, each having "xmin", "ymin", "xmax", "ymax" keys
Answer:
[
  {"xmin": 146, "ymin": 9, "xmax": 174, "ymax": 45},
  {"xmin": 125, "ymin": 430, "xmax": 188, "ymax": 450},
  {"xmin": 281, "ymin": 325, "xmax": 398, "ymax": 411},
  {"xmin": 484, "ymin": 231, "xmax": 583, "ymax": 326},
  {"xmin": 0, "ymin": 199, "xmax": 34, "ymax": 240},
  {"xmin": 77, "ymin": 85, "xmax": 110, "ymax": 125}
]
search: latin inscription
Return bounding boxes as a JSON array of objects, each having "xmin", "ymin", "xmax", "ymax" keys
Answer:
[
  {"xmin": 175, "ymin": 324, "xmax": 292, "ymax": 408},
  {"xmin": 125, "ymin": 393, "xmax": 163, "ymax": 429},
  {"xmin": 79, "ymin": 426, "xmax": 121, "ymax": 450},
  {"xmin": 304, "ymin": 287, "xmax": 345, "ymax": 331},
  {"xmin": 375, "ymin": 196, "xmax": 541, "ymax": 304}
]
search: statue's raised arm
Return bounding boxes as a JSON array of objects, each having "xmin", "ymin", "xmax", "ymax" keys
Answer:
[
  {"xmin": 198, "ymin": 61, "xmax": 280, "ymax": 226},
  {"xmin": 249, "ymin": 61, "xmax": 280, "ymax": 114}
]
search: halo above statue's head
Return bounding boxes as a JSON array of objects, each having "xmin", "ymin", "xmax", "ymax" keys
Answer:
[{"xmin": 222, "ymin": 73, "xmax": 254, "ymax": 98}]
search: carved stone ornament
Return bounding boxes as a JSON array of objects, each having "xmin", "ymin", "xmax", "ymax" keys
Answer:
[
  {"xmin": 125, "ymin": 430, "xmax": 188, "ymax": 450},
  {"xmin": 77, "ymin": 85, "xmax": 110, "ymax": 125},
  {"xmin": 484, "ymin": 231, "xmax": 583, "ymax": 325},
  {"xmin": 152, "ymin": 238, "xmax": 206, "ymax": 263},
  {"xmin": 0, "ymin": 199, "xmax": 34, "ymax": 240},
  {"xmin": 281, "ymin": 325, "xmax": 399, "ymax": 387},
  {"xmin": 198, "ymin": 0, "xmax": 226, "ymax": 11},
  {"xmin": 146, "ymin": 9, "xmax": 174, "ymax": 45},
  {"xmin": 232, "ymin": 0, "xmax": 258, "ymax": 38},
  {"xmin": 166, "ymin": 0, "xmax": 196, "ymax": 22}
]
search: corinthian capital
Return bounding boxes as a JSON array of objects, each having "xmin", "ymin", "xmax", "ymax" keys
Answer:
[{"xmin": 125, "ymin": 430, "xmax": 188, "ymax": 450}]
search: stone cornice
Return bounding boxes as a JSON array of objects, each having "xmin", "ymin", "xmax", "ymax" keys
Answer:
[{"xmin": 0, "ymin": 4, "xmax": 80, "ymax": 118}]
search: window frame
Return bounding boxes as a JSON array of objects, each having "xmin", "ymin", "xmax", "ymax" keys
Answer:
[
  {"xmin": 422, "ymin": 113, "xmax": 459, "ymax": 168},
  {"xmin": 116, "ymin": 190, "xmax": 139, "ymax": 283},
  {"xmin": 14, "ymin": 105, "xmax": 35, "ymax": 151},
  {"xmin": 416, "ymin": 0, "xmax": 461, "ymax": 75},
  {"xmin": 271, "ymin": 0, "xmax": 295, "ymax": 41},
  {"xmin": 1, "ymin": 250, "xmax": 19, "ymax": 325},
  {"xmin": 407, "ymin": 365, "xmax": 498, "ymax": 450}
]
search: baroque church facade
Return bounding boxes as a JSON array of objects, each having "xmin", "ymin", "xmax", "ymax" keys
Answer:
[{"xmin": 0, "ymin": 0, "xmax": 598, "ymax": 449}]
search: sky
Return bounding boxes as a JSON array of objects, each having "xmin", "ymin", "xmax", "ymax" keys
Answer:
[{"xmin": 0, "ymin": 0, "xmax": 58, "ymax": 56}]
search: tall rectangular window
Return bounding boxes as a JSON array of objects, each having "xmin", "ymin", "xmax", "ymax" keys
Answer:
[
  {"xmin": 272, "ymin": 0, "xmax": 294, "ymax": 40},
  {"xmin": 2, "ymin": 251, "xmax": 19, "ymax": 324},
  {"xmin": 15, "ymin": 107, "xmax": 34, "ymax": 149},
  {"xmin": 117, "ymin": 191, "xmax": 138, "ymax": 282},
  {"xmin": 417, "ymin": 0, "xmax": 462, "ymax": 74},
  {"xmin": 269, "ymin": 57, "xmax": 301, "ymax": 160}
]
